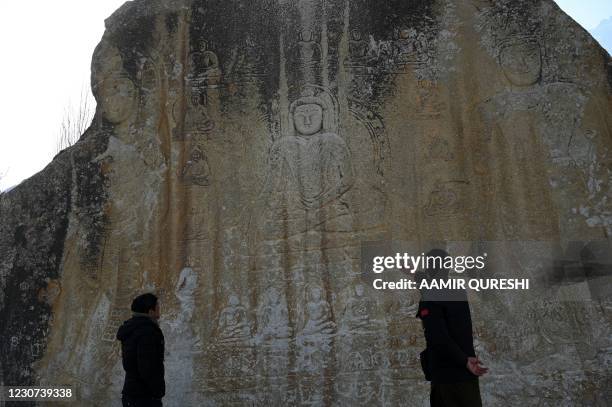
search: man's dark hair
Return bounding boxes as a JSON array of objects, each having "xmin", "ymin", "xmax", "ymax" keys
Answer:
[{"xmin": 131, "ymin": 293, "xmax": 158, "ymax": 313}]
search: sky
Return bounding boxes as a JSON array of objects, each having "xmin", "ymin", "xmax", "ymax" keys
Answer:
[
  {"xmin": 1, "ymin": 0, "xmax": 611, "ymax": 191},
  {"xmin": 0, "ymin": 0, "xmax": 126, "ymax": 191},
  {"xmin": 555, "ymin": 0, "xmax": 612, "ymax": 30}
]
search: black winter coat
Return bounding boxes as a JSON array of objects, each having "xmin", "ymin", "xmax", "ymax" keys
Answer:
[
  {"xmin": 116, "ymin": 316, "xmax": 165, "ymax": 399},
  {"xmin": 416, "ymin": 291, "xmax": 478, "ymax": 384}
]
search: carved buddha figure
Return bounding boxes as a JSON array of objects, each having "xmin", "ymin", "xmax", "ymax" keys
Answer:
[
  {"xmin": 180, "ymin": 146, "xmax": 211, "ymax": 186},
  {"xmin": 175, "ymin": 267, "xmax": 197, "ymax": 303},
  {"xmin": 199, "ymin": 40, "xmax": 221, "ymax": 87},
  {"xmin": 348, "ymin": 29, "xmax": 369, "ymax": 64},
  {"xmin": 257, "ymin": 287, "xmax": 290, "ymax": 339},
  {"xmin": 217, "ymin": 294, "xmax": 251, "ymax": 343},
  {"xmin": 476, "ymin": 37, "xmax": 553, "ymax": 238},
  {"xmin": 264, "ymin": 89, "xmax": 354, "ymax": 236},
  {"xmin": 425, "ymin": 180, "xmax": 460, "ymax": 216},
  {"xmin": 301, "ymin": 286, "xmax": 336, "ymax": 336},
  {"xmin": 298, "ymin": 29, "xmax": 321, "ymax": 68},
  {"xmin": 342, "ymin": 283, "xmax": 379, "ymax": 332},
  {"xmin": 393, "ymin": 27, "xmax": 419, "ymax": 65},
  {"xmin": 177, "ymin": 39, "xmax": 220, "ymax": 140}
]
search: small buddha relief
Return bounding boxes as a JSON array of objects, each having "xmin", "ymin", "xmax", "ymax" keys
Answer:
[
  {"xmin": 300, "ymin": 285, "xmax": 336, "ymax": 338},
  {"xmin": 179, "ymin": 146, "xmax": 211, "ymax": 187},
  {"xmin": 215, "ymin": 294, "xmax": 252, "ymax": 345},
  {"xmin": 256, "ymin": 287, "xmax": 291, "ymax": 340}
]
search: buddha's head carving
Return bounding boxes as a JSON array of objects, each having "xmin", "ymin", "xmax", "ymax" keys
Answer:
[
  {"xmin": 299, "ymin": 29, "xmax": 314, "ymax": 42},
  {"xmin": 266, "ymin": 287, "xmax": 280, "ymax": 304},
  {"xmin": 288, "ymin": 87, "xmax": 337, "ymax": 136},
  {"xmin": 499, "ymin": 37, "xmax": 541, "ymax": 87},
  {"xmin": 92, "ymin": 45, "xmax": 138, "ymax": 124},
  {"xmin": 350, "ymin": 29, "xmax": 362, "ymax": 41},
  {"xmin": 293, "ymin": 104, "xmax": 323, "ymax": 135},
  {"xmin": 92, "ymin": 45, "xmax": 137, "ymax": 124},
  {"xmin": 308, "ymin": 286, "xmax": 323, "ymax": 302},
  {"xmin": 228, "ymin": 294, "xmax": 240, "ymax": 307}
]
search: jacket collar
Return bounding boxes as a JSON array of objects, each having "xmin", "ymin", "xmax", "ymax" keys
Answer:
[{"xmin": 131, "ymin": 312, "xmax": 159, "ymax": 325}]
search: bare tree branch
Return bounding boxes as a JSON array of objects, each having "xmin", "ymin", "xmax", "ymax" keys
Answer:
[
  {"xmin": 0, "ymin": 167, "xmax": 9, "ymax": 193},
  {"xmin": 55, "ymin": 86, "xmax": 95, "ymax": 154}
]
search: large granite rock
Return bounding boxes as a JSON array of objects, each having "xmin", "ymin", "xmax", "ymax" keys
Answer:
[{"xmin": 1, "ymin": 0, "xmax": 611, "ymax": 405}]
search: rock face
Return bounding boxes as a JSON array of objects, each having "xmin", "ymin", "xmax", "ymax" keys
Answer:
[{"xmin": 1, "ymin": 0, "xmax": 611, "ymax": 405}]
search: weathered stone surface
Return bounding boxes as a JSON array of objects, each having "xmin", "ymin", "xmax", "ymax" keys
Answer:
[{"xmin": 1, "ymin": 0, "xmax": 611, "ymax": 405}]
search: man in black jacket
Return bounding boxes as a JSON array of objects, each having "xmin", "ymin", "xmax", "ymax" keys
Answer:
[
  {"xmin": 416, "ymin": 249, "xmax": 488, "ymax": 407},
  {"xmin": 117, "ymin": 293, "xmax": 165, "ymax": 407}
]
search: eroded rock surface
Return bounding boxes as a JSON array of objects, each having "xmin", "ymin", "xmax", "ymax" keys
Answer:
[{"xmin": 1, "ymin": 0, "xmax": 611, "ymax": 405}]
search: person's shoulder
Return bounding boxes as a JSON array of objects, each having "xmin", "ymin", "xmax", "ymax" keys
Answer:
[
  {"xmin": 131, "ymin": 317, "xmax": 161, "ymax": 334},
  {"xmin": 418, "ymin": 299, "xmax": 444, "ymax": 308},
  {"xmin": 135, "ymin": 323, "xmax": 164, "ymax": 345},
  {"xmin": 440, "ymin": 298, "xmax": 471, "ymax": 315},
  {"xmin": 416, "ymin": 300, "xmax": 443, "ymax": 319}
]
